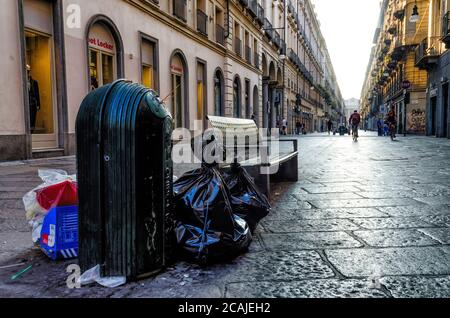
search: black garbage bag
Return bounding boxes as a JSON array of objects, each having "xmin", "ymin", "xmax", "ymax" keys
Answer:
[
  {"xmin": 173, "ymin": 164, "xmax": 252, "ymax": 265},
  {"xmin": 222, "ymin": 163, "xmax": 271, "ymax": 233}
]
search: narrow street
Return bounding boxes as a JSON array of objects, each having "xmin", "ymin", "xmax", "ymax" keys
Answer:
[{"xmin": 1, "ymin": 133, "xmax": 450, "ymax": 298}]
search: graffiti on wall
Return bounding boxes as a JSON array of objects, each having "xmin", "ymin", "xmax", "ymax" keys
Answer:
[{"xmin": 408, "ymin": 109, "xmax": 426, "ymax": 133}]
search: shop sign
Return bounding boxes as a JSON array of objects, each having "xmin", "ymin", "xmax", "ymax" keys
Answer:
[
  {"xmin": 88, "ymin": 38, "xmax": 114, "ymax": 52},
  {"xmin": 171, "ymin": 65, "xmax": 183, "ymax": 74}
]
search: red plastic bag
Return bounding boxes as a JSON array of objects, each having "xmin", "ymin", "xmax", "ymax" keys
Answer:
[{"xmin": 35, "ymin": 180, "xmax": 78, "ymax": 210}]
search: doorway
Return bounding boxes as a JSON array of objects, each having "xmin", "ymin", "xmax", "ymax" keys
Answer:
[
  {"xmin": 25, "ymin": 29, "xmax": 58, "ymax": 149},
  {"xmin": 172, "ymin": 74, "xmax": 184, "ymax": 128},
  {"xmin": 245, "ymin": 79, "xmax": 251, "ymax": 119},
  {"xmin": 443, "ymin": 83, "xmax": 449, "ymax": 138},
  {"xmin": 431, "ymin": 96, "xmax": 437, "ymax": 136}
]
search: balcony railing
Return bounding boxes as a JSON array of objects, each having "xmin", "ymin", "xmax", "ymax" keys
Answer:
[
  {"xmin": 443, "ymin": 12, "xmax": 450, "ymax": 45},
  {"xmin": 256, "ymin": 4, "xmax": 264, "ymax": 25},
  {"xmin": 197, "ymin": 9, "xmax": 207, "ymax": 36},
  {"xmin": 245, "ymin": 45, "xmax": 252, "ymax": 64},
  {"xmin": 248, "ymin": 0, "xmax": 257, "ymax": 17},
  {"xmin": 173, "ymin": 0, "xmax": 186, "ymax": 21},
  {"xmin": 254, "ymin": 51, "xmax": 259, "ymax": 69},
  {"xmin": 415, "ymin": 36, "xmax": 442, "ymax": 69},
  {"xmin": 238, "ymin": 0, "xmax": 248, "ymax": 7},
  {"xmin": 264, "ymin": 18, "xmax": 273, "ymax": 41},
  {"xmin": 273, "ymin": 30, "xmax": 281, "ymax": 49},
  {"xmin": 234, "ymin": 38, "xmax": 242, "ymax": 56},
  {"xmin": 216, "ymin": 24, "xmax": 225, "ymax": 46}
]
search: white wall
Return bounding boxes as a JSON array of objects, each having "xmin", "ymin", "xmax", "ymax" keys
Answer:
[{"xmin": 0, "ymin": 0, "xmax": 25, "ymax": 135}]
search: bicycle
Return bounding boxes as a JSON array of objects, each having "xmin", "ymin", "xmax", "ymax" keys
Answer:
[
  {"xmin": 352, "ymin": 124, "xmax": 359, "ymax": 142},
  {"xmin": 389, "ymin": 123, "xmax": 397, "ymax": 141}
]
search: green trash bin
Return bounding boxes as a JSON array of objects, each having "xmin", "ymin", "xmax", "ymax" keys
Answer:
[{"xmin": 76, "ymin": 80, "xmax": 175, "ymax": 280}]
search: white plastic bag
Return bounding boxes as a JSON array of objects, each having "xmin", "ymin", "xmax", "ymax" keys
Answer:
[
  {"xmin": 78, "ymin": 265, "xmax": 127, "ymax": 288},
  {"xmin": 23, "ymin": 169, "xmax": 77, "ymax": 243}
]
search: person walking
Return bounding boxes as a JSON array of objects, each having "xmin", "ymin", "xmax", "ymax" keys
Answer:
[
  {"xmin": 377, "ymin": 119, "xmax": 383, "ymax": 136},
  {"xmin": 281, "ymin": 118, "xmax": 288, "ymax": 135},
  {"xmin": 383, "ymin": 122, "xmax": 389, "ymax": 136},
  {"xmin": 295, "ymin": 120, "xmax": 302, "ymax": 135},
  {"xmin": 327, "ymin": 119, "xmax": 333, "ymax": 135}
]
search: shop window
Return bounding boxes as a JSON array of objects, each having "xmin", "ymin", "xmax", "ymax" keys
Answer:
[
  {"xmin": 245, "ymin": 79, "xmax": 251, "ymax": 118},
  {"xmin": 25, "ymin": 30, "xmax": 55, "ymax": 136},
  {"xmin": 214, "ymin": 69, "xmax": 224, "ymax": 116},
  {"xmin": 88, "ymin": 22, "xmax": 117, "ymax": 90},
  {"xmin": 233, "ymin": 76, "xmax": 242, "ymax": 118},
  {"xmin": 141, "ymin": 36, "xmax": 158, "ymax": 91},
  {"xmin": 196, "ymin": 61, "xmax": 207, "ymax": 129},
  {"xmin": 171, "ymin": 52, "xmax": 188, "ymax": 128}
]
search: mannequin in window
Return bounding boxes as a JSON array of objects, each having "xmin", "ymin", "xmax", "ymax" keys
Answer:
[
  {"xmin": 90, "ymin": 76, "xmax": 99, "ymax": 91},
  {"xmin": 27, "ymin": 64, "xmax": 40, "ymax": 133}
]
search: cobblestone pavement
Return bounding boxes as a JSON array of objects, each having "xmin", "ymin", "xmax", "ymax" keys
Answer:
[{"xmin": 1, "ymin": 132, "xmax": 450, "ymax": 298}]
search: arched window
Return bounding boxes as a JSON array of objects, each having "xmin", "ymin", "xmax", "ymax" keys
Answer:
[
  {"xmin": 86, "ymin": 15, "xmax": 124, "ymax": 91},
  {"xmin": 233, "ymin": 76, "xmax": 242, "ymax": 118},
  {"xmin": 214, "ymin": 69, "xmax": 224, "ymax": 116},
  {"xmin": 170, "ymin": 50, "xmax": 189, "ymax": 128}
]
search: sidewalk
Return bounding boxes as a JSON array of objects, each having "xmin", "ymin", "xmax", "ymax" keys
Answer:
[{"xmin": 1, "ymin": 134, "xmax": 450, "ymax": 298}]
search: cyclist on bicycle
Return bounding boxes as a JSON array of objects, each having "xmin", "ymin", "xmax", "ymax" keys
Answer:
[
  {"xmin": 385, "ymin": 110, "xmax": 397, "ymax": 139},
  {"xmin": 349, "ymin": 110, "xmax": 361, "ymax": 138}
]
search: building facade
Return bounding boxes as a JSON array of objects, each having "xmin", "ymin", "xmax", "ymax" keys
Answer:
[
  {"xmin": 361, "ymin": 0, "xmax": 450, "ymax": 136},
  {"xmin": 415, "ymin": 0, "xmax": 450, "ymax": 137},
  {"xmin": 0, "ymin": 0, "xmax": 343, "ymax": 161},
  {"xmin": 344, "ymin": 98, "xmax": 360, "ymax": 126}
]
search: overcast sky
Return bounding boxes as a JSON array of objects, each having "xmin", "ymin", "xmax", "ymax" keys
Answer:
[{"xmin": 311, "ymin": 0, "xmax": 382, "ymax": 100}]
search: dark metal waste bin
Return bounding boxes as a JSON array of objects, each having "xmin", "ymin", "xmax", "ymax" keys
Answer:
[{"xmin": 76, "ymin": 80, "xmax": 174, "ymax": 280}]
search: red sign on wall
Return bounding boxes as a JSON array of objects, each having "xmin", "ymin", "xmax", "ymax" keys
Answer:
[{"xmin": 88, "ymin": 38, "xmax": 114, "ymax": 51}]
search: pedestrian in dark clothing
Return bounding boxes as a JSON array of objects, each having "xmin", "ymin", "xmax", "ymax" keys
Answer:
[
  {"xmin": 296, "ymin": 121, "xmax": 302, "ymax": 135},
  {"xmin": 327, "ymin": 120, "xmax": 333, "ymax": 135}
]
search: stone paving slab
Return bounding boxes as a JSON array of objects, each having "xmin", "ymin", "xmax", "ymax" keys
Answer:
[
  {"xmin": 357, "ymin": 191, "xmax": 426, "ymax": 199},
  {"xmin": 264, "ymin": 208, "xmax": 389, "ymax": 221},
  {"xmin": 325, "ymin": 246, "xmax": 450, "ymax": 277},
  {"xmin": 352, "ymin": 229, "xmax": 441, "ymax": 248},
  {"xmin": 0, "ymin": 231, "xmax": 34, "ymax": 253},
  {"xmin": 271, "ymin": 200, "xmax": 314, "ymax": 210},
  {"xmin": 300, "ymin": 185, "xmax": 362, "ymax": 194},
  {"xmin": 260, "ymin": 218, "xmax": 361, "ymax": 233},
  {"xmin": 350, "ymin": 217, "xmax": 435, "ymax": 230},
  {"xmin": 380, "ymin": 276, "xmax": 450, "ymax": 298},
  {"xmin": 225, "ymin": 279, "xmax": 387, "ymax": 298},
  {"xmin": 419, "ymin": 215, "xmax": 450, "ymax": 227},
  {"xmin": 413, "ymin": 196, "xmax": 450, "ymax": 206},
  {"xmin": 418, "ymin": 228, "xmax": 450, "ymax": 244},
  {"xmin": 352, "ymin": 185, "xmax": 414, "ymax": 192},
  {"xmin": 260, "ymin": 232, "xmax": 363, "ymax": 251},
  {"xmin": 291, "ymin": 192, "xmax": 364, "ymax": 201},
  {"xmin": 309, "ymin": 198, "xmax": 424, "ymax": 209},
  {"xmin": 378, "ymin": 205, "xmax": 450, "ymax": 217}
]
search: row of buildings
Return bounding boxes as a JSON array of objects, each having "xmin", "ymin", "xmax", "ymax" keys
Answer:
[
  {"xmin": 0, "ymin": 0, "xmax": 345, "ymax": 161},
  {"xmin": 360, "ymin": 0, "xmax": 450, "ymax": 137}
]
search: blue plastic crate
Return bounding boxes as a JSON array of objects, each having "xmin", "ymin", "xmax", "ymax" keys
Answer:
[{"xmin": 40, "ymin": 205, "xmax": 78, "ymax": 260}]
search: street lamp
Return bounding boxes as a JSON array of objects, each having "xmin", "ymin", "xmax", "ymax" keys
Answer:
[{"xmin": 410, "ymin": 1, "xmax": 419, "ymax": 23}]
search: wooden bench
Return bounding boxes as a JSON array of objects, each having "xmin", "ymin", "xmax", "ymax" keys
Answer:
[{"xmin": 205, "ymin": 115, "xmax": 299, "ymax": 199}]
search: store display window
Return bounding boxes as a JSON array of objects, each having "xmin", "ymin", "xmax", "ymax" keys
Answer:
[
  {"xmin": 88, "ymin": 22, "xmax": 117, "ymax": 90},
  {"xmin": 25, "ymin": 30, "xmax": 55, "ymax": 135}
]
